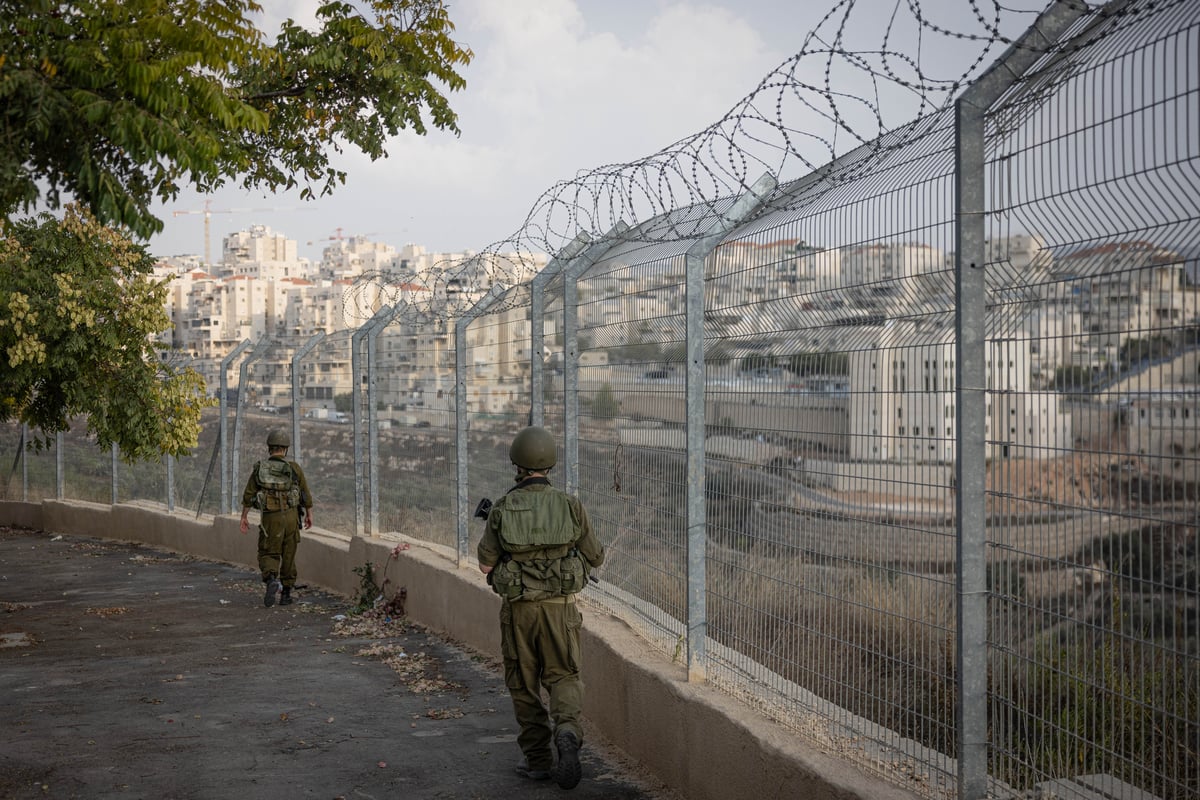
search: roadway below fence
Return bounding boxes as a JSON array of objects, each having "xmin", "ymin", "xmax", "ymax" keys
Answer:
[{"xmin": 0, "ymin": 498, "xmax": 921, "ymax": 800}]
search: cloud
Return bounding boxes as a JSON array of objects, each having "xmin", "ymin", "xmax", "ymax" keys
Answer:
[
  {"xmin": 334, "ymin": 0, "xmax": 785, "ymax": 250},
  {"xmin": 456, "ymin": 0, "xmax": 778, "ymax": 164},
  {"xmin": 149, "ymin": 0, "xmax": 1043, "ymax": 258}
]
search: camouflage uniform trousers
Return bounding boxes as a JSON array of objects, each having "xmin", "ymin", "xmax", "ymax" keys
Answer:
[
  {"xmin": 500, "ymin": 595, "xmax": 585, "ymax": 772},
  {"xmin": 257, "ymin": 508, "xmax": 300, "ymax": 588}
]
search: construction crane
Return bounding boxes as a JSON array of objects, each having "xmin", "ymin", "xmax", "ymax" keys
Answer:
[{"xmin": 172, "ymin": 200, "xmax": 314, "ymax": 267}]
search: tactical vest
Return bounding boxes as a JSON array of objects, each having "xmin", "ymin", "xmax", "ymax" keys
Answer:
[
  {"xmin": 490, "ymin": 490, "xmax": 588, "ymax": 601},
  {"xmin": 253, "ymin": 459, "xmax": 300, "ymax": 512}
]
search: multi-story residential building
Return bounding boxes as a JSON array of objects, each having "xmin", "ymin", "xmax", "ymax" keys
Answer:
[
  {"xmin": 985, "ymin": 232, "xmax": 1051, "ymax": 287},
  {"xmin": 317, "ymin": 235, "xmax": 399, "ymax": 281},
  {"xmin": 179, "ymin": 225, "xmax": 551, "ymax": 414},
  {"xmin": 1052, "ymin": 241, "xmax": 1193, "ymax": 350},
  {"xmin": 840, "ymin": 242, "xmax": 944, "ymax": 299},
  {"xmin": 709, "ymin": 238, "xmax": 842, "ymax": 298},
  {"xmin": 847, "ymin": 317, "xmax": 1072, "ymax": 463},
  {"xmin": 222, "ymin": 225, "xmax": 308, "ymax": 281},
  {"xmin": 1127, "ymin": 389, "xmax": 1200, "ymax": 469},
  {"xmin": 1020, "ymin": 307, "xmax": 1083, "ymax": 385}
]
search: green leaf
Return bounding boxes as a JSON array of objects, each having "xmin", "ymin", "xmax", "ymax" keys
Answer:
[{"xmin": 1, "ymin": 0, "xmax": 471, "ymax": 238}]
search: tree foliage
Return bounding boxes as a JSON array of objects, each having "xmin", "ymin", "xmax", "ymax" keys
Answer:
[
  {"xmin": 0, "ymin": 0, "xmax": 470, "ymax": 458},
  {"xmin": 0, "ymin": 206, "xmax": 210, "ymax": 459},
  {"xmin": 0, "ymin": 0, "xmax": 473, "ymax": 237}
]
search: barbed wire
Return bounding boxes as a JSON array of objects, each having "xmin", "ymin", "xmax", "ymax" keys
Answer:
[{"xmin": 348, "ymin": 0, "xmax": 1115, "ymax": 325}]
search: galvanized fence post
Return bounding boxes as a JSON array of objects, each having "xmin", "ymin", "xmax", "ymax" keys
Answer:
[
  {"xmin": 953, "ymin": 3, "xmax": 1088, "ymax": 796},
  {"xmin": 219, "ymin": 340, "xmax": 252, "ymax": 514},
  {"xmin": 530, "ymin": 233, "xmax": 592, "ymax": 428},
  {"xmin": 111, "ymin": 442, "xmax": 118, "ymax": 505},
  {"xmin": 21, "ymin": 425, "xmax": 28, "ymax": 501},
  {"xmin": 166, "ymin": 455, "xmax": 174, "ymax": 512},
  {"xmin": 367, "ymin": 309, "xmax": 394, "ymax": 537},
  {"xmin": 55, "ymin": 431, "xmax": 64, "ymax": 499},
  {"xmin": 456, "ymin": 287, "xmax": 508, "ymax": 564},
  {"xmin": 291, "ymin": 332, "xmax": 326, "ymax": 462},
  {"xmin": 683, "ymin": 173, "xmax": 776, "ymax": 683},
  {"xmin": 352, "ymin": 306, "xmax": 393, "ymax": 540}
]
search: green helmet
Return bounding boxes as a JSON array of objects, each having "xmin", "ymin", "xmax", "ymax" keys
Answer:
[
  {"xmin": 266, "ymin": 429, "xmax": 291, "ymax": 448},
  {"xmin": 509, "ymin": 426, "xmax": 556, "ymax": 470}
]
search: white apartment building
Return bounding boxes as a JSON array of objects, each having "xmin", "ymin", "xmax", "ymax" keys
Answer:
[
  {"xmin": 840, "ymin": 242, "xmax": 944, "ymax": 294},
  {"xmin": 1127, "ymin": 390, "xmax": 1200, "ymax": 469},
  {"xmin": 709, "ymin": 238, "xmax": 842, "ymax": 297},
  {"xmin": 317, "ymin": 236, "xmax": 400, "ymax": 281},
  {"xmin": 1053, "ymin": 241, "xmax": 1193, "ymax": 350},
  {"xmin": 847, "ymin": 319, "xmax": 1072, "ymax": 463},
  {"xmin": 155, "ymin": 224, "xmax": 549, "ymax": 408},
  {"xmin": 985, "ymin": 232, "xmax": 1051, "ymax": 287},
  {"xmin": 1020, "ymin": 306, "xmax": 1083, "ymax": 385},
  {"xmin": 222, "ymin": 225, "xmax": 308, "ymax": 281}
]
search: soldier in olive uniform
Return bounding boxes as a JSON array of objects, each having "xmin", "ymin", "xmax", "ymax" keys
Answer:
[
  {"xmin": 240, "ymin": 430, "xmax": 313, "ymax": 607},
  {"xmin": 477, "ymin": 426, "xmax": 604, "ymax": 790}
]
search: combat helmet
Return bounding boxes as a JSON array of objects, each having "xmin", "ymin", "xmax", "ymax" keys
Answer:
[
  {"xmin": 509, "ymin": 426, "xmax": 556, "ymax": 470},
  {"xmin": 266, "ymin": 429, "xmax": 291, "ymax": 448}
]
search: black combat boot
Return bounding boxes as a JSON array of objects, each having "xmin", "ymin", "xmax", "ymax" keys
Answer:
[
  {"xmin": 279, "ymin": 586, "xmax": 293, "ymax": 606},
  {"xmin": 554, "ymin": 730, "xmax": 581, "ymax": 790},
  {"xmin": 264, "ymin": 575, "xmax": 281, "ymax": 607}
]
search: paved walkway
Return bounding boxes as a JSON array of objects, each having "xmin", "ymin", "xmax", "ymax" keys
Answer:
[{"xmin": 0, "ymin": 527, "xmax": 677, "ymax": 800}]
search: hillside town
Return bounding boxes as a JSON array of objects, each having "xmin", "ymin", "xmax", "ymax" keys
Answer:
[{"xmin": 153, "ymin": 225, "xmax": 1200, "ymax": 469}]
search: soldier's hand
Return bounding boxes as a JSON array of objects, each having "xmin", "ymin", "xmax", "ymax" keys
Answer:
[{"xmin": 240, "ymin": 518, "xmax": 249, "ymax": 534}]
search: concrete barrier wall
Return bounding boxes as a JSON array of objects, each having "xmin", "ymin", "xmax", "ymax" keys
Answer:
[{"xmin": 0, "ymin": 498, "xmax": 919, "ymax": 800}]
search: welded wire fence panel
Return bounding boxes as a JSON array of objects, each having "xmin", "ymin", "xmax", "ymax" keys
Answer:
[
  {"xmin": 575, "ymin": 247, "xmax": 691, "ymax": 644},
  {"xmin": 693, "ymin": 108, "xmax": 962, "ymax": 791},
  {"xmin": 173, "ymin": 410, "xmax": 223, "ymax": 520},
  {"xmin": 374, "ymin": 318, "xmax": 459, "ymax": 548},
  {"xmin": 118, "ymin": 451, "xmax": 166, "ymax": 507},
  {"xmin": 61, "ymin": 427, "xmax": 112, "ymax": 505},
  {"xmin": 541, "ymin": 296, "xmax": 567, "ymax": 426},
  {"xmin": 982, "ymin": 3, "xmax": 1200, "ymax": 798},
  {"xmin": 21, "ymin": 437, "xmax": 55, "ymax": 502},
  {"xmin": 291, "ymin": 331, "xmax": 357, "ymax": 536},
  {"xmin": 0, "ymin": 424, "xmax": 27, "ymax": 501},
  {"xmin": 462, "ymin": 292, "xmax": 539, "ymax": 555},
  {"xmin": 227, "ymin": 339, "xmax": 292, "ymax": 520},
  {"xmin": 555, "ymin": 221, "xmax": 726, "ymax": 655},
  {"xmin": 0, "ymin": 427, "xmax": 54, "ymax": 502}
]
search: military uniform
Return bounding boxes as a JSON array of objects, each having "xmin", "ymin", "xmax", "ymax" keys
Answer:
[
  {"xmin": 477, "ymin": 473, "xmax": 604, "ymax": 785},
  {"xmin": 241, "ymin": 431, "xmax": 314, "ymax": 609}
]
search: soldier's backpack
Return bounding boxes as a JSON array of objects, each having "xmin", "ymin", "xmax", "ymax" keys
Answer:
[{"xmin": 254, "ymin": 459, "xmax": 301, "ymax": 512}]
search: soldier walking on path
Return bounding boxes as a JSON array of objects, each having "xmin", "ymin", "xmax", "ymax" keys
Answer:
[
  {"xmin": 477, "ymin": 426, "xmax": 605, "ymax": 790},
  {"xmin": 240, "ymin": 429, "xmax": 313, "ymax": 607}
]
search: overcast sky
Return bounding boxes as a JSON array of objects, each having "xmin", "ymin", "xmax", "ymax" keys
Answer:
[{"xmin": 147, "ymin": 0, "xmax": 1050, "ymax": 263}]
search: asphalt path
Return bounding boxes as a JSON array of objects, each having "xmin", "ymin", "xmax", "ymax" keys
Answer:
[{"xmin": 0, "ymin": 526, "xmax": 676, "ymax": 800}]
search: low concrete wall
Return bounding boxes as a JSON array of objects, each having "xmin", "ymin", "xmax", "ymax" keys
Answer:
[{"xmin": 0, "ymin": 498, "xmax": 919, "ymax": 800}]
